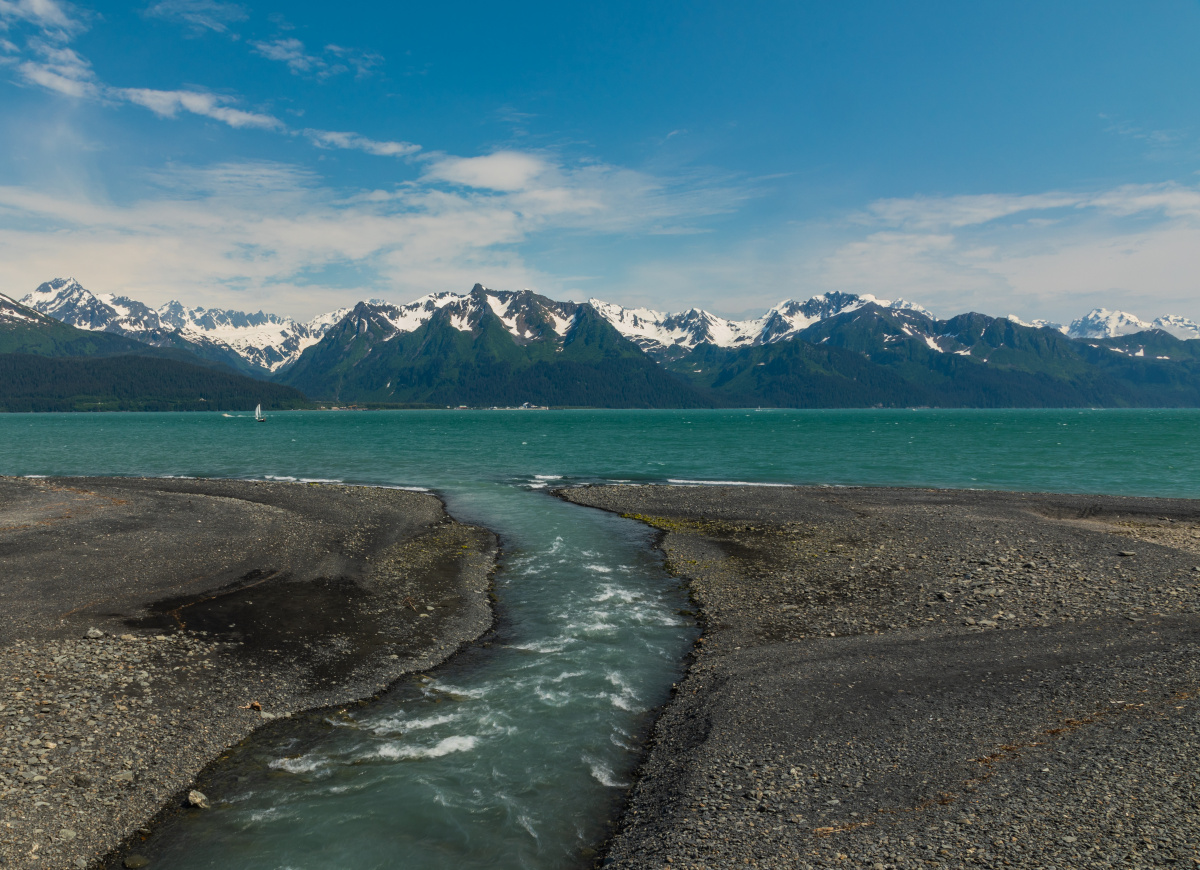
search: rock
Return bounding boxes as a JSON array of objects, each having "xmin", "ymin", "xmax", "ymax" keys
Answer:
[
  {"xmin": 187, "ymin": 789, "xmax": 210, "ymax": 809},
  {"xmin": 85, "ymin": 627, "xmax": 104, "ymax": 639},
  {"xmin": 113, "ymin": 770, "xmax": 135, "ymax": 784},
  {"xmin": 1117, "ymin": 551, "xmax": 1135, "ymax": 557},
  {"xmin": 124, "ymin": 855, "xmax": 150, "ymax": 868},
  {"xmin": 59, "ymin": 828, "xmax": 77, "ymax": 841},
  {"xmin": 73, "ymin": 773, "xmax": 93, "ymax": 787}
]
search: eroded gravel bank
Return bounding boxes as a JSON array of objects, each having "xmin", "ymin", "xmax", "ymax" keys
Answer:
[
  {"xmin": 0, "ymin": 477, "xmax": 497, "ymax": 870},
  {"xmin": 558, "ymin": 485, "xmax": 1200, "ymax": 870}
]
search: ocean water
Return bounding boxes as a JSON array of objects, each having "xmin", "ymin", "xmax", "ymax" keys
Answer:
[{"xmin": 2, "ymin": 408, "xmax": 1198, "ymax": 869}]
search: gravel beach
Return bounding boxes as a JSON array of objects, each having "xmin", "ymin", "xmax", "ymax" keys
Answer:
[
  {"xmin": 0, "ymin": 476, "xmax": 497, "ymax": 870},
  {"xmin": 558, "ymin": 485, "xmax": 1200, "ymax": 870}
]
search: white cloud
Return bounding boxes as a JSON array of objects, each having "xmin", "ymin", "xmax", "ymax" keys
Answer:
[
  {"xmin": 117, "ymin": 87, "xmax": 283, "ymax": 130},
  {"xmin": 252, "ymin": 37, "xmax": 325, "ymax": 74},
  {"xmin": 860, "ymin": 192, "xmax": 1083, "ymax": 230},
  {"xmin": 16, "ymin": 39, "xmax": 94, "ymax": 95},
  {"xmin": 425, "ymin": 151, "xmax": 550, "ymax": 191},
  {"xmin": 0, "ymin": 154, "xmax": 746, "ymax": 318},
  {"xmin": 305, "ymin": 129, "xmax": 420, "ymax": 157},
  {"xmin": 816, "ymin": 182, "xmax": 1200, "ymax": 322},
  {"xmin": 0, "ymin": 0, "xmax": 84, "ymax": 37},
  {"xmin": 144, "ymin": 0, "xmax": 246, "ymax": 34},
  {"xmin": 252, "ymin": 38, "xmax": 381, "ymax": 79}
]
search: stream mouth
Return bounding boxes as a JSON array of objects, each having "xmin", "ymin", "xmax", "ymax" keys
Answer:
[{"xmin": 115, "ymin": 482, "xmax": 697, "ymax": 870}]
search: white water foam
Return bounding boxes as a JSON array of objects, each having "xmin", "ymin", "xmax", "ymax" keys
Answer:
[
  {"xmin": 269, "ymin": 755, "xmax": 329, "ymax": 776},
  {"xmin": 375, "ymin": 735, "xmax": 480, "ymax": 760},
  {"xmin": 371, "ymin": 711, "xmax": 462, "ymax": 735},
  {"xmin": 582, "ymin": 753, "xmax": 628, "ymax": 788}
]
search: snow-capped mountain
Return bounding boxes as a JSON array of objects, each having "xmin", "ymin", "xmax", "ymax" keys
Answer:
[
  {"xmin": 1148, "ymin": 314, "xmax": 1200, "ymax": 341},
  {"xmin": 341, "ymin": 284, "xmax": 582, "ymax": 344},
  {"xmin": 589, "ymin": 291, "xmax": 929, "ymax": 358},
  {"xmin": 22, "ymin": 278, "xmax": 348, "ymax": 372},
  {"xmin": 1004, "ymin": 315, "xmax": 1067, "ymax": 332},
  {"xmin": 1061, "ymin": 308, "xmax": 1200, "ymax": 341},
  {"xmin": 0, "ymin": 292, "xmax": 49, "ymax": 326},
  {"xmin": 1066, "ymin": 309, "xmax": 1153, "ymax": 340}
]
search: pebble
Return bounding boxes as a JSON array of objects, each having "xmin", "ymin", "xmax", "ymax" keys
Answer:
[{"xmin": 561, "ymin": 484, "xmax": 1200, "ymax": 870}]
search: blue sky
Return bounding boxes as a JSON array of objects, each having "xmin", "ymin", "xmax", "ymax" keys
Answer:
[{"xmin": 2, "ymin": 0, "xmax": 1199, "ymax": 322}]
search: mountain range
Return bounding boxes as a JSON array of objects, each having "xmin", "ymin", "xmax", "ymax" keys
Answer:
[{"xmin": 7, "ymin": 278, "xmax": 1200, "ymax": 408}]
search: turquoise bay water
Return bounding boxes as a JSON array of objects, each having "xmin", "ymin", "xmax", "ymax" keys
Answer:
[{"xmin": 2, "ymin": 408, "xmax": 1199, "ymax": 869}]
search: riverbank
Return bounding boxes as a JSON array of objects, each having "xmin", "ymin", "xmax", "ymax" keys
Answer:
[
  {"xmin": 0, "ymin": 476, "xmax": 497, "ymax": 870},
  {"xmin": 557, "ymin": 485, "xmax": 1200, "ymax": 869}
]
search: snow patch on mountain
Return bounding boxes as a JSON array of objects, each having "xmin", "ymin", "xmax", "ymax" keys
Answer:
[
  {"xmin": 1067, "ymin": 309, "xmax": 1153, "ymax": 339},
  {"xmin": 0, "ymin": 293, "xmax": 46, "ymax": 325},
  {"xmin": 1005, "ymin": 314, "xmax": 1067, "ymax": 332},
  {"xmin": 1151, "ymin": 315, "xmax": 1200, "ymax": 341},
  {"xmin": 590, "ymin": 291, "xmax": 930, "ymax": 357},
  {"xmin": 22, "ymin": 278, "xmax": 349, "ymax": 372}
]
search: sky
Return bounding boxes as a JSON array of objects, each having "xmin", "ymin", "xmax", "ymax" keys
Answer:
[{"xmin": 1, "ymin": 0, "xmax": 1200, "ymax": 323}]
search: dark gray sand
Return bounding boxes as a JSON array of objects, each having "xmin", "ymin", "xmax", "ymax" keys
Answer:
[
  {"xmin": 0, "ymin": 476, "xmax": 496, "ymax": 870},
  {"xmin": 558, "ymin": 485, "xmax": 1200, "ymax": 870}
]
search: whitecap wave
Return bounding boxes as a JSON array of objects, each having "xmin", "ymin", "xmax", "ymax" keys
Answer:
[
  {"xmin": 583, "ymin": 753, "xmax": 628, "ymax": 788},
  {"xmin": 269, "ymin": 755, "xmax": 328, "ymax": 775},
  {"xmin": 375, "ymin": 735, "xmax": 479, "ymax": 760},
  {"xmin": 371, "ymin": 711, "xmax": 462, "ymax": 734}
]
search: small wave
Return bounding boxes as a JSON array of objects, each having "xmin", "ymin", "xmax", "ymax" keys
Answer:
[
  {"xmin": 583, "ymin": 754, "xmax": 628, "ymax": 788},
  {"xmin": 509, "ymin": 638, "xmax": 570, "ymax": 654},
  {"xmin": 534, "ymin": 474, "xmax": 563, "ymax": 480},
  {"xmin": 375, "ymin": 735, "xmax": 479, "ymax": 760},
  {"xmin": 584, "ymin": 563, "xmax": 613, "ymax": 574},
  {"xmin": 372, "ymin": 711, "xmax": 461, "ymax": 734},
  {"xmin": 593, "ymin": 584, "xmax": 639, "ymax": 603},
  {"xmin": 534, "ymin": 687, "xmax": 571, "ymax": 706},
  {"xmin": 269, "ymin": 755, "xmax": 328, "ymax": 775},
  {"xmin": 517, "ymin": 813, "xmax": 540, "ymax": 842}
]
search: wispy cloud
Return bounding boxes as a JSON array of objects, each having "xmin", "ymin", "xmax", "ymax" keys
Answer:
[
  {"xmin": 305, "ymin": 129, "xmax": 420, "ymax": 157},
  {"xmin": 252, "ymin": 37, "xmax": 324, "ymax": 74},
  {"xmin": 0, "ymin": 0, "xmax": 86, "ymax": 39},
  {"xmin": 817, "ymin": 182, "xmax": 1200, "ymax": 322},
  {"xmin": 0, "ymin": 153, "xmax": 748, "ymax": 317},
  {"xmin": 144, "ymin": 0, "xmax": 247, "ymax": 35},
  {"xmin": 253, "ymin": 37, "xmax": 382, "ymax": 79},
  {"xmin": 18, "ymin": 39, "xmax": 95, "ymax": 96},
  {"xmin": 118, "ymin": 87, "xmax": 282, "ymax": 129}
]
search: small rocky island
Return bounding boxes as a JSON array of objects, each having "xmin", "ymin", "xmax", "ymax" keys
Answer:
[
  {"xmin": 0, "ymin": 477, "xmax": 496, "ymax": 869},
  {"xmin": 559, "ymin": 484, "xmax": 1200, "ymax": 869}
]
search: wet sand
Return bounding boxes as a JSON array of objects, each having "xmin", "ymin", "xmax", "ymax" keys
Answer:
[
  {"xmin": 558, "ymin": 484, "xmax": 1200, "ymax": 870},
  {"xmin": 0, "ymin": 476, "xmax": 496, "ymax": 870}
]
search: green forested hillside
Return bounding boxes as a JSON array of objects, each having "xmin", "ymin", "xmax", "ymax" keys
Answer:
[
  {"xmin": 0, "ymin": 354, "xmax": 310, "ymax": 412},
  {"xmin": 280, "ymin": 301, "xmax": 710, "ymax": 408},
  {"xmin": 668, "ymin": 306, "xmax": 1200, "ymax": 408}
]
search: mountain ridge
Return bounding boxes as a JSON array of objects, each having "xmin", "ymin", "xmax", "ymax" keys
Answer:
[{"xmin": 14, "ymin": 277, "xmax": 1200, "ymax": 408}]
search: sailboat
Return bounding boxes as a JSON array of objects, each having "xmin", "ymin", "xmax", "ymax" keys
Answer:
[{"xmin": 254, "ymin": 403, "xmax": 265, "ymax": 423}]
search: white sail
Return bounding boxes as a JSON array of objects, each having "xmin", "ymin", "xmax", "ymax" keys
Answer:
[{"xmin": 255, "ymin": 403, "xmax": 263, "ymax": 420}]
